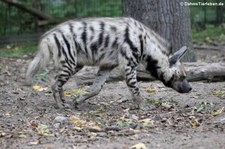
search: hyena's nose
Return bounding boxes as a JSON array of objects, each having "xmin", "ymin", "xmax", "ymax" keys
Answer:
[{"xmin": 188, "ymin": 86, "xmax": 192, "ymax": 92}]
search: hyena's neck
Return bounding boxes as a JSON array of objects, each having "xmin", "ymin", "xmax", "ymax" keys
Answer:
[
  {"xmin": 145, "ymin": 55, "xmax": 173, "ymax": 86},
  {"xmin": 143, "ymin": 31, "xmax": 173, "ymax": 85},
  {"xmin": 145, "ymin": 55, "xmax": 172, "ymax": 80}
]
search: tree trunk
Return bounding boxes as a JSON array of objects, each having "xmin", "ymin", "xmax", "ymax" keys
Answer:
[
  {"xmin": 123, "ymin": 0, "xmax": 196, "ymax": 62},
  {"xmin": 216, "ymin": 0, "xmax": 224, "ymax": 25}
]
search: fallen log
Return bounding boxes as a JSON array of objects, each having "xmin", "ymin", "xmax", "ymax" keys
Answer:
[
  {"xmin": 193, "ymin": 45, "xmax": 222, "ymax": 51},
  {"xmin": 184, "ymin": 62, "xmax": 225, "ymax": 81},
  {"xmin": 76, "ymin": 62, "xmax": 225, "ymax": 85}
]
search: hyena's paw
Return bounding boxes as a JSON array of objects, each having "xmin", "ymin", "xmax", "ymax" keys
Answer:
[
  {"xmin": 56, "ymin": 102, "xmax": 65, "ymax": 109},
  {"xmin": 56, "ymin": 102, "xmax": 70, "ymax": 109},
  {"xmin": 138, "ymin": 101, "xmax": 150, "ymax": 111},
  {"xmin": 62, "ymin": 103, "xmax": 70, "ymax": 109},
  {"xmin": 74, "ymin": 94, "xmax": 87, "ymax": 108},
  {"xmin": 132, "ymin": 97, "xmax": 149, "ymax": 111}
]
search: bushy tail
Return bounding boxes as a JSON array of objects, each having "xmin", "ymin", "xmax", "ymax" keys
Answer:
[{"xmin": 26, "ymin": 40, "xmax": 50, "ymax": 85}]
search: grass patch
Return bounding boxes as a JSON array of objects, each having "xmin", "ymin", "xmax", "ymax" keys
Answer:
[
  {"xmin": 0, "ymin": 42, "xmax": 37, "ymax": 57},
  {"xmin": 192, "ymin": 24, "xmax": 225, "ymax": 41}
]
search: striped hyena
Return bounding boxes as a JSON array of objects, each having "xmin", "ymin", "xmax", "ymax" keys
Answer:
[{"xmin": 26, "ymin": 17, "xmax": 192, "ymax": 109}]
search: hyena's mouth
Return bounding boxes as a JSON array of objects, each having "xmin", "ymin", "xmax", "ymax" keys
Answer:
[{"xmin": 177, "ymin": 80, "xmax": 192, "ymax": 93}]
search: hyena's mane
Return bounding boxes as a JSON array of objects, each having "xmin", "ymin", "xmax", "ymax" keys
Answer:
[{"xmin": 143, "ymin": 25, "xmax": 172, "ymax": 57}]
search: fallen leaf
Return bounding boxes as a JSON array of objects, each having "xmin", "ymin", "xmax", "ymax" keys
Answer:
[
  {"xmin": 210, "ymin": 91, "xmax": 225, "ymax": 96},
  {"xmin": 93, "ymin": 109, "xmax": 105, "ymax": 114},
  {"xmin": 73, "ymin": 126, "xmax": 83, "ymax": 132},
  {"xmin": 145, "ymin": 98, "xmax": 161, "ymax": 106},
  {"xmin": 19, "ymin": 134, "xmax": 27, "ymax": 138},
  {"xmin": 0, "ymin": 132, "xmax": 6, "ymax": 137},
  {"xmin": 71, "ymin": 89, "xmax": 88, "ymax": 94},
  {"xmin": 38, "ymin": 124, "xmax": 48, "ymax": 129},
  {"xmin": 28, "ymin": 141, "xmax": 39, "ymax": 145},
  {"xmin": 116, "ymin": 119, "xmax": 131, "ymax": 128},
  {"xmin": 4, "ymin": 111, "xmax": 11, "ymax": 117},
  {"xmin": 129, "ymin": 134, "xmax": 139, "ymax": 140},
  {"xmin": 32, "ymin": 85, "xmax": 48, "ymax": 91},
  {"xmin": 70, "ymin": 116, "xmax": 85, "ymax": 127},
  {"xmin": 130, "ymin": 143, "xmax": 147, "ymax": 149},
  {"xmin": 37, "ymin": 124, "xmax": 53, "ymax": 136},
  {"xmin": 29, "ymin": 120, "xmax": 39, "ymax": 127},
  {"xmin": 88, "ymin": 124, "xmax": 102, "ymax": 132},
  {"xmin": 161, "ymin": 102, "xmax": 173, "ymax": 109},
  {"xmin": 146, "ymin": 87, "xmax": 157, "ymax": 93},
  {"xmin": 64, "ymin": 91, "xmax": 71, "ymax": 96},
  {"xmin": 99, "ymin": 102, "xmax": 110, "ymax": 106},
  {"xmin": 195, "ymin": 102, "xmax": 208, "ymax": 113},
  {"xmin": 191, "ymin": 119, "xmax": 200, "ymax": 127},
  {"xmin": 212, "ymin": 107, "xmax": 224, "ymax": 116},
  {"xmin": 139, "ymin": 118, "xmax": 154, "ymax": 126}
]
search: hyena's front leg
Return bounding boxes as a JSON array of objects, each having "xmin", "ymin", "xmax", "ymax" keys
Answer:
[
  {"xmin": 74, "ymin": 67, "xmax": 112, "ymax": 106},
  {"xmin": 124, "ymin": 66, "xmax": 141, "ymax": 104}
]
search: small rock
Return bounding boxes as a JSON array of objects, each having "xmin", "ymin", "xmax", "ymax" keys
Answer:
[
  {"xmin": 53, "ymin": 116, "xmax": 68, "ymax": 124},
  {"xmin": 16, "ymin": 59, "xmax": 22, "ymax": 63},
  {"xmin": 130, "ymin": 143, "xmax": 147, "ymax": 149},
  {"xmin": 53, "ymin": 123, "xmax": 61, "ymax": 128},
  {"xmin": 131, "ymin": 114, "xmax": 139, "ymax": 120},
  {"xmin": 97, "ymin": 132, "xmax": 107, "ymax": 137},
  {"xmin": 73, "ymin": 126, "xmax": 83, "ymax": 132},
  {"xmin": 212, "ymin": 113, "xmax": 225, "ymax": 124}
]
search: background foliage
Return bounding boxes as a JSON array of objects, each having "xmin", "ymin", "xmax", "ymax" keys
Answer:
[
  {"xmin": 0, "ymin": 0, "xmax": 224, "ymax": 41},
  {"xmin": 0, "ymin": 0, "xmax": 122, "ymax": 36}
]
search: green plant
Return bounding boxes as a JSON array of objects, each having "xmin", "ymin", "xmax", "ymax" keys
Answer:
[
  {"xmin": 0, "ymin": 42, "xmax": 37, "ymax": 57},
  {"xmin": 192, "ymin": 24, "xmax": 225, "ymax": 41}
]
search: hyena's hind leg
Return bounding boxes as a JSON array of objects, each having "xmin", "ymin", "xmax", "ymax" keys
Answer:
[
  {"xmin": 124, "ymin": 65, "xmax": 142, "ymax": 108},
  {"xmin": 51, "ymin": 72, "xmax": 70, "ymax": 109},
  {"xmin": 74, "ymin": 66, "xmax": 113, "ymax": 106},
  {"xmin": 51, "ymin": 65, "xmax": 82, "ymax": 108}
]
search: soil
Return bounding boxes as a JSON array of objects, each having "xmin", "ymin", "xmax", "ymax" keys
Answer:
[{"xmin": 0, "ymin": 42, "xmax": 225, "ymax": 149}]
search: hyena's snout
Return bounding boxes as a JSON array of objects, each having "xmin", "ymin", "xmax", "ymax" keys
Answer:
[{"xmin": 176, "ymin": 79, "xmax": 192, "ymax": 93}]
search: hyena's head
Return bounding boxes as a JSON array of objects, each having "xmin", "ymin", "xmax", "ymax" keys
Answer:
[{"xmin": 163, "ymin": 46, "xmax": 192, "ymax": 93}]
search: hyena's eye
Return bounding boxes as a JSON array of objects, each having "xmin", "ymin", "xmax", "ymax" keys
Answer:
[{"xmin": 180, "ymin": 76, "xmax": 186, "ymax": 80}]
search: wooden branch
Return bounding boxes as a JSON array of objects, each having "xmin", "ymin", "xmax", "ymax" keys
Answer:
[
  {"xmin": 1, "ymin": 0, "xmax": 54, "ymax": 20},
  {"xmin": 75, "ymin": 62, "xmax": 225, "ymax": 85},
  {"xmin": 193, "ymin": 45, "xmax": 222, "ymax": 51},
  {"xmin": 38, "ymin": 20, "xmax": 61, "ymax": 26}
]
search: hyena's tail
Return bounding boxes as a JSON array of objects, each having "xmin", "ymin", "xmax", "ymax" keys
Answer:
[{"xmin": 26, "ymin": 40, "xmax": 50, "ymax": 85}]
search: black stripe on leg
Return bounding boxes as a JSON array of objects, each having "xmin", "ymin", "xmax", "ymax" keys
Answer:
[{"xmin": 63, "ymin": 64, "xmax": 73, "ymax": 75}]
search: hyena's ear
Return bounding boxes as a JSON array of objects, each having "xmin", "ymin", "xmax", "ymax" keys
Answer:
[{"xmin": 169, "ymin": 46, "xmax": 188, "ymax": 66}]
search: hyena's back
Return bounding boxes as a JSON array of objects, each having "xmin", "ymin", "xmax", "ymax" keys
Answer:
[{"xmin": 39, "ymin": 17, "xmax": 145, "ymax": 70}]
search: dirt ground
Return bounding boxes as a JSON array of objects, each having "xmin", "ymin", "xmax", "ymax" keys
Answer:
[{"xmin": 0, "ymin": 42, "xmax": 225, "ymax": 149}]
